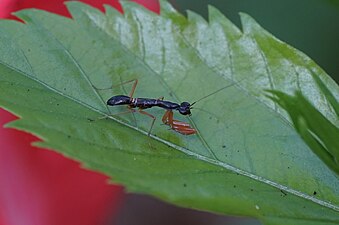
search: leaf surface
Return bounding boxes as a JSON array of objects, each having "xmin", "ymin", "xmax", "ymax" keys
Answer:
[
  {"xmin": 0, "ymin": 1, "xmax": 338, "ymax": 224},
  {"xmin": 267, "ymin": 73, "xmax": 339, "ymax": 175}
]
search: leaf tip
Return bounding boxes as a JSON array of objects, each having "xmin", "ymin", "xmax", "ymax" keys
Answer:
[
  {"xmin": 239, "ymin": 12, "xmax": 262, "ymax": 34},
  {"xmin": 3, "ymin": 118, "xmax": 20, "ymax": 130},
  {"xmin": 207, "ymin": 5, "xmax": 222, "ymax": 20},
  {"xmin": 120, "ymin": 0, "xmax": 148, "ymax": 13},
  {"xmin": 159, "ymin": 0, "xmax": 177, "ymax": 13},
  {"xmin": 103, "ymin": 4, "xmax": 123, "ymax": 16},
  {"xmin": 186, "ymin": 9, "xmax": 206, "ymax": 24},
  {"xmin": 12, "ymin": 9, "xmax": 38, "ymax": 23}
]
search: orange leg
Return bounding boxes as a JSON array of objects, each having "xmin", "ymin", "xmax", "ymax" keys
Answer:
[
  {"xmin": 95, "ymin": 79, "xmax": 138, "ymax": 98},
  {"xmin": 138, "ymin": 109, "xmax": 156, "ymax": 136},
  {"xmin": 162, "ymin": 110, "xmax": 196, "ymax": 135},
  {"xmin": 162, "ymin": 110, "xmax": 171, "ymax": 125},
  {"xmin": 127, "ymin": 79, "xmax": 138, "ymax": 98},
  {"xmin": 103, "ymin": 79, "xmax": 139, "ymax": 124}
]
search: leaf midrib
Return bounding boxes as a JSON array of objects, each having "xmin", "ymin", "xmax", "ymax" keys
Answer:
[
  {"xmin": 59, "ymin": 6, "xmax": 339, "ymax": 210},
  {"xmin": 83, "ymin": 8, "xmax": 220, "ymax": 160},
  {"xmin": 2, "ymin": 9, "xmax": 338, "ymax": 212}
]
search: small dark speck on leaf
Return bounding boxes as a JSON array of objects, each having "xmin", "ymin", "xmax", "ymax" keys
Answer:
[
  {"xmin": 67, "ymin": 135, "xmax": 71, "ymax": 138},
  {"xmin": 183, "ymin": 183, "xmax": 187, "ymax": 187},
  {"xmin": 27, "ymin": 89, "xmax": 30, "ymax": 92},
  {"xmin": 236, "ymin": 173, "xmax": 239, "ymax": 175},
  {"xmin": 233, "ymin": 185, "xmax": 236, "ymax": 188},
  {"xmin": 313, "ymin": 191, "xmax": 317, "ymax": 195},
  {"xmin": 87, "ymin": 118, "xmax": 94, "ymax": 122},
  {"xmin": 287, "ymin": 166, "xmax": 290, "ymax": 169},
  {"xmin": 27, "ymin": 49, "xmax": 31, "ymax": 52},
  {"xmin": 222, "ymin": 145, "xmax": 226, "ymax": 148},
  {"xmin": 250, "ymin": 189, "xmax": 254, "ymax": 192},
  {"xmin": 56, "ymin": 103, "xmax": 60, "ymax": 106},
  {"xmin": 10, "ymin": 83, "xmax": 13, "ymax": 86},
  {"xmin": 237, "ymin": 150, "xmax": 240, "ymax": 153},
  {"xmin": 209, "ymin": 116, "xmax": 212, "ymax": 120}
]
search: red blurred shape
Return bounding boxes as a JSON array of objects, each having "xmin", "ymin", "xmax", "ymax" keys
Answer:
[{"xmin": 0, "ymin": 0, "xmax": 160, "ymax": 224}]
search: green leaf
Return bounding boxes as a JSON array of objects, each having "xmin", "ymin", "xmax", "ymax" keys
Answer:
[
  {"xmin": 0, "ymin": 1, "xmax": 338, "ymax": 224},
  {"xmin": 266, "ymin": 89, "xmax": 339, "ymax": 175},
  {"xmin": 311, "ymin": 71, "xmax": 339, "ymax": 117}
]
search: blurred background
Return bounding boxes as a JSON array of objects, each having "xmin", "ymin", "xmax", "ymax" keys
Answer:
[
  {"xmin": 0, "ymin": 1, "xmax": 338, "ymax": 225},
  {"xmin": 171, "ymin": 0, "xmax": 339, "ymax": 82},
  {"xmin": 114, "ymin": 1, "xmax": 339, "ymax": 225}
]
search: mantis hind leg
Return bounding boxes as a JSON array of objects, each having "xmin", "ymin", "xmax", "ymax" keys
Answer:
[
  {"xmin": 138, "ymin": 109, "xmax": 156, "ymax": 136},
  {"xmin": 94, "ymin": 79, "xmax": 138, "ymax": 97},
  {"xmin": 96, "ymin": 79, "xmax": 139, "ymax": 125}
]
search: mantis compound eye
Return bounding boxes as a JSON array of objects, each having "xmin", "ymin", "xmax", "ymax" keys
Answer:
[{"xmin": 178, "ymin": 102, "xmax": 191, "ymax": 115}]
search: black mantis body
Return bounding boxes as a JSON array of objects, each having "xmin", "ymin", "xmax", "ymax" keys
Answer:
[{"xmin": 105, "ymin": 79, "xmax": 240, "ymax": 135}]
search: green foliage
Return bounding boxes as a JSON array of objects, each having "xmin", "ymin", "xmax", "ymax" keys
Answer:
[
  {"xmin": 0, "ymin": 1, "xmax": 338, "ymax": 224},
  {"xmin": 267, "ymin": 83, "xmax": 339, "ymax": 175}
]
